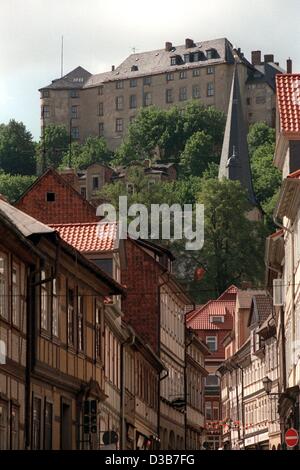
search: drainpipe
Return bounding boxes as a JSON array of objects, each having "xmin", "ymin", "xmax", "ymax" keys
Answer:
[
  {"xmin": 184, "ymin": 331, "xmax": 194, "ymax": 450},
  {"xmin": 235, "ymin": 364, "xmax": 245, "ymax": 449}
]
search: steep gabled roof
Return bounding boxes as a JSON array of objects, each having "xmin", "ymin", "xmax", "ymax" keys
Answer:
[
  {"xmin": 248, "ymin": 294, "xmax": 272, "ymax": 327},
  {"xmin": 40, "ymin": 66, "xmax": 92, "ymax": 90},
  {"xmin": 186, "ymin": 299, "xmax": 235, "ymax": 330},
  {"xmin": 15, "ymin": 168, "xmax": 98, "ymax": 224},
  {"xmin": 276, "ymin": 74, "xmax": 300, "ymax": 136},
  {"xmin": 218, "ymin": 65, "xmax": 257, "ymax": 205},
  {"xmin": 50, "ymin": 221, "xmax": 118, "ymax": 253}
]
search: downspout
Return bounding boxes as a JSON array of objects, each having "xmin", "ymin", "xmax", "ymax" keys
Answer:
[
  {"xmin": 236, "ymin": 364, "xmax": 245, "ymax": 449},
  {"xmin": 184, "ymin": 332, "xmax": 194, "ymax": 450}
]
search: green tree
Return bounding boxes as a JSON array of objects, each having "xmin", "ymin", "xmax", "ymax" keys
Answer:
[
  {"xmin": 247, "ymin": 122, "xmax": 275, "ymax": 157},
  {"xmin": 251, "ymin": 143, "xmax": 281, "ymax": 203},
  {"xmin": 61, "ymin": 136, "xmax": 112, "ymax": 169},
  {"xmin": 36, "ymin": 124, "xmax": 69, "ymax": 172},
  {"xmin": 0, "ymin": 173, "xmax": 36, "ymax": 203},
  {"xmin": 174, "ymin": 179, "xmax": 266, "ymax": 303},
  {"xmin": 0, "ymin": 120, "xmax": 36, "ymax": 175},
  {"xmin": 179, "ymin": 131, "xmax": 214, "ymax": 177}
]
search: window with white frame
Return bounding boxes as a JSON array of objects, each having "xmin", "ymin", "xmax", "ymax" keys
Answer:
[
  {"xmin": 41, "ymin": 270, "xmax": 49, "ymax": 331},
  {"xmin": 12, "ymin": 264, "xmax": 20, "ymax": 327},
  {"xmin": 206, "ymin": 336, "xmax": 217, "ymax": 352}
]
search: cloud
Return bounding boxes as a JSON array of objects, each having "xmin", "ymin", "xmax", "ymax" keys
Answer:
[{"xmin": 0, "ymin": 0, "xmax": 299, "ymax": 139}]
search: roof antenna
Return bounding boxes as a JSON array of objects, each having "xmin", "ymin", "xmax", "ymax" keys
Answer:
[{"xmin": 61, "ymin": 35, "xmax": 64, "ymax": 77}]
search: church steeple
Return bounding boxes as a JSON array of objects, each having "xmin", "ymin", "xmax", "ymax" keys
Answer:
[{"xmin": 218, "ymin": 65, "xmax": 257, "ymax": 206}]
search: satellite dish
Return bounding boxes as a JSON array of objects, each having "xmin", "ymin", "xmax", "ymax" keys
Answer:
[{"xmin": 103, "ymin": 430, "xmax": 119, "ymax": 445}]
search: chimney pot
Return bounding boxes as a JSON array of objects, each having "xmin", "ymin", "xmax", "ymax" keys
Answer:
[
  {"xmin": 185, "ymin": 38, "xmax": 194, "ymax": 49},
  {"xmin": 287, "ymin": 58, "xmax": 293, "ymax": 73},
  {"xmin": 264, "ymin": 54, "xmax": 274, "ymax": 63},
  {"xmin": 165, "ymin": 41, "xmax": 172, "ymax": 52},
  {"xmin": 251, "ymin": 50, "xmax": 261, "ymax": 66},
  {"xmin": 111, "ymin": 65, "xmax": 115, "ymax": 71}
]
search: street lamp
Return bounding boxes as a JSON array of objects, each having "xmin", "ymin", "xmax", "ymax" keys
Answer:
[{"xmin": 262, "ymin": 376, "xmax": 273, "ymax": 395}]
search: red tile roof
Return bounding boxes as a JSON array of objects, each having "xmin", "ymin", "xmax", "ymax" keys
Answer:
[
  {"xmin": 217, "ymin": 284, "xmax": 238, "ymax": 300},
  {"xmin": 276, "ymin": 74, "xmax": 300, "ymax": 136},
  {"xmin": 186, "ymin": 300, "xmax": 235, "ymax": 330},
  {"xmin": 287, "ymin": 169, "xmax": 300, "ymax": 179},
  {"xmin": 51, "ymin": 222, "xmax": 118, "ymax": 253}
]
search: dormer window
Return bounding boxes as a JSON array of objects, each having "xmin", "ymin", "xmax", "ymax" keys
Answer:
[
  {"xmin": 206, "ymin": 48, "xmax": 218, "ymax": 60},
  {"xmin": 131, "ymin": 65, "xmax": 138, "ymax": 72},
  {"xmin": 193, "ymin": 51, "xmax": 205, "ymax": 62},
  {"xmin": 183, "ymin": 53, "xmax": 193, "ymax": 63},
  {"xmin": 170, "ymin": 55, "xmax": 182, "ymax": 66},
  {"xmin": 210, "ymin": 316, "xmax": 224, "ymax": 324}
]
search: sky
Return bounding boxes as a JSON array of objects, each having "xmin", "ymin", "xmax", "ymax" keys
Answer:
[{"xmin": 0, "ymin": 0, "xmax": 299, "ymax": 141}]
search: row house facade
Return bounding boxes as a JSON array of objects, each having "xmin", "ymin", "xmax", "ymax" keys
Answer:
[
  {"xmin": 50, "ymin": 221, "xmax": 207, "ymax": 450},
  {"xmin": 186, "ymin": 285, "xmax": 237, "ymax": 450},
  {"xmin": 39, "ymin": 38, "xmax": 288, "ymax": 150},
  {"xmin": 218, "ymin": 292, "xmax": 281, "ymax": 450},
  {"xmin": 265, "ymin": 73, "xmax": 300, "ymax": 444},
  {"xmin": 0, "ymin": 198, "xmax": 124, "ymax": 450}
]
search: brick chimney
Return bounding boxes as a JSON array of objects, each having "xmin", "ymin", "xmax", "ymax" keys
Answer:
[
  {"xmin": 165, "ymin": 42, "xmax": 173, "ymax": 52},
  {"xmin": 264, "ymin": 54, "xmax": 274, "ymax": 63},
  {"xmin": 185, "ymin": 38, "xmax": 194, "ymax": 49},
  {"xmin": 287, "ymin": 58, "xmax": 293, "ymax": 73},
  {"xmin": 251, "ymin": 50, "xmax": 261, "ymax": 66}
]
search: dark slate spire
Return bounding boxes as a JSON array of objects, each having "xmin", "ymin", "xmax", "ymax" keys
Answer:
[{"xmin": 218, "ymin": 65, "xmax": 257, "ymax": 205}]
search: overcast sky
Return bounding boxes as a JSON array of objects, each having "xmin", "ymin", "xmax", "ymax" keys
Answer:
[{"xmin": 0, "ymin": 0, "xmax": 299, "ymax": 140}]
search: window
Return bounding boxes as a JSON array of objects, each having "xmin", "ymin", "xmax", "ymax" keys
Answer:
[
  {"xmin": 70, "ymin": 90, "xmax": 79, "ymax": 98},
  {"xmin": 179, "ymin": 70, "xmax": 187, "ymax": 79},
  {"xmin": 143, "ymin": 92, "xmax": 152, "ymax": 107},
  {"xmin": 12, "ymin": 264, "xmax": 20, "ymax": 327},
  {"xmin": 52, "ymin": 278, "xmax": 58, "ymax": 337},
  {"xmin": 210, "ymin": 316, "xmax": 224, "ymax": 323},
  {"xmin": 116, "ymin": 96, "xmax": 124, "ymax": 111},
  {"xmin": 179, "ymin": 87, "xmax": 187, "ymax": 101},
  {"xmin": 41, "ymin": 270, "xmax": 49, "ymax": 331},
  {"xmin": 44, "ymin": 402, "xmax": 53, "ymax": 450},
  {"xmin": 46, "ymin": 192, "xmax": 55, "ymax": 202},
  {"xmin": 116, "ymin": 80, "xmax": 124, "ymax": 89},
  {"xmin": 97, "ymin": 102, "xmax": 103, "ymax": 116},
  {"xmin": 98, "ymin": 85, "xmax": 103, "ymax": 95},
  {"xmin": 98, "ymin": 122, "xmax": 104, "ymax": 137},
  {"xmin": 95, "ymin": 303, "xmax": 102, "ymax": 360},
  {"xmin": 127, "ymin": 183, "xmax": 135, "ymax": 195},
  {"xmin": 130, "ymin": 78, "xmax": 137, "ymax": 88},
  {"xmin": 0, "ymin": 402, "xmax": 8, "ymax": 449},
  {"xmin": 42, "ymin": 90, "xmax": 49, "ymax": 98},
  {"xmin": 80, "ymin": 187, "xmax": 86, "ymax": 198},
  {"xmin": 116, "ymin": 118, "xmax": 123, "ymax": 133},
  {"xmin": 42, "ymin": 105, "xmax": 50, "ymax": 118},
  {"xmin": 166, "ymin": 89, "xmax": 173, "ymax": 104},
  {"xmin": 171, "ymin": 56, "xmax": 177, "ymax": 66},
  {"xmin": 93, "ymin": 259, "xmax": 113, "ymax": 277},
  {"xmin": 205, "ymin": 402, "xmax": 212, "ymax": 420},
  {"xmin": 256, "ymin": 95, "xmax": 266, "ymax": 104},
  {"xmin": 183, "ymin": 53, "xmax": 191, "ymax": 63},
  {"xmin": 0, "ymin": 254, "xmax": 8, "ymax": 320},
  {"xmin": 32, "ymin": 397, "xmax": 41, "ymax": 450},
  {"xmin": 206, "ymin": 336, "xmax": 217, "ymax": 352},
  {"xmin": 166, "ymin": 72, "xmax": 174, "ymax": 82},
  {"xmin": 67, "ymin": 288, "xmax": 75, "ymax": 346},
  {"xmin": 71, "ymin": 105, "xmax": 78, "ymax": 118},
  {"xmin": 247, "ymin": 97, "xmax": 251, "ymax": 105},
  {"xmin": 71, "ymin": 127, "xmax": 79, "ymax": 139},
  {"xmin": 129, "ymin": 95, "xmax": 137, "ymax": 109},
  {"xmin": 207, "ymin": 82, "xmax": 214, "ymax": 97},
  {"xmin": 78, "ymin": 295, "xmax": 84, "ymax": 352},
  {"xmin": 143, "ymin": 76, "xmax": 151, "ymax": 86},
  {"xmin": 92, "ymin": 176, "xmax": 99, "ymax": 190},
  {"xmin": 207, "ymin": 66, "xmax": 214, "ymax": 75},
  {"xmin": 11, "ymin": 406, "xmax": 19, "ymax": 450},
  {"xmin": 205, "ymin": 374, "xmax": 219, "ymax": 387},
  {"xmin": 213, "ymin": 402, "xmax": 219, "ymax": 420},
  {"xmin": 206, "ymin": 49, "xmax": 216, "ymax": 60},
  {"xmin": 193, "ymin": 69, "xmax": 200, "ymax": 77},
  {"xmin": 192, "ymin": 85, "xmax": 200, "ymax": 99}
]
